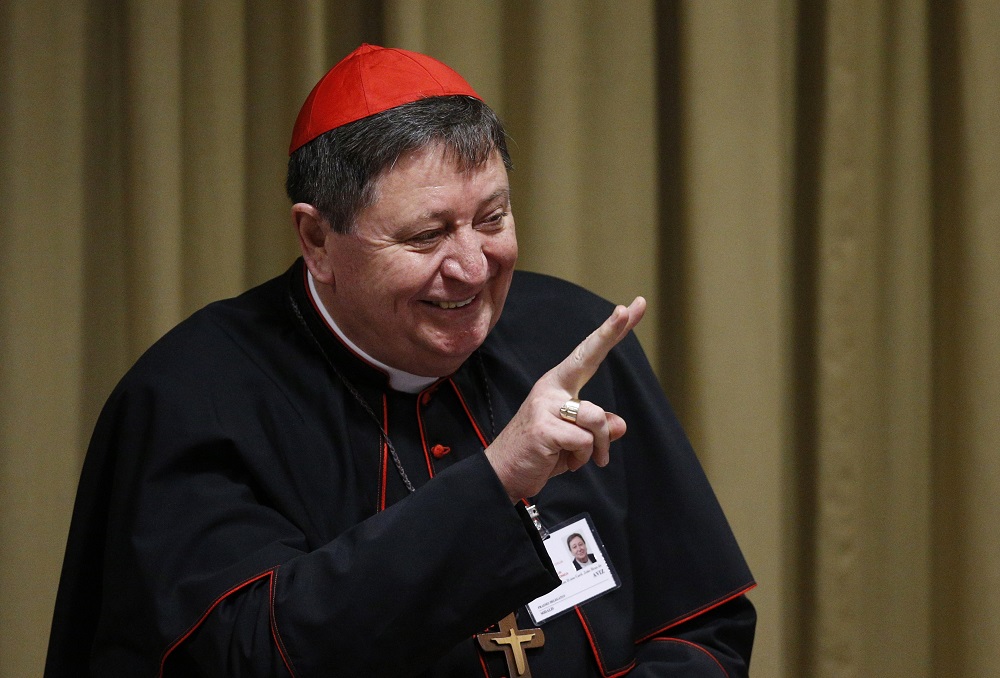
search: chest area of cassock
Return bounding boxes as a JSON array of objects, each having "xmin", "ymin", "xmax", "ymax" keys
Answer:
[{"xmin": 302, "ymin": 373, "xmax": 619, "ymax": 677}]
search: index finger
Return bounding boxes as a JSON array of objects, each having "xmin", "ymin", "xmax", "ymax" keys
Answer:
[{"xmin": 553, "ymin": 296, "xmax": 646, "ymax": 395}]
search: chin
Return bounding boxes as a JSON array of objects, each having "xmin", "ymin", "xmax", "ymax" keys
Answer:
[
  {"xmin": 437, "ymin": 318, "xmax": 493, "ymax": 350},
  {"xmin": 436, "ymin": 342, "xmax": 482, "ymax": 367},
  {"xmin": 421, "ymin": 339, "xmax": 485, "ymax": 374}
]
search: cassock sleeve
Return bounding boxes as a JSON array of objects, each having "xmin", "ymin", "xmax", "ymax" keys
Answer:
[
  {"xmin": 631, "ymin": 596, "xmax": 756, "ymax": 677},
  {"xmin": 83, "ymin": 369, "xmax": 560, "ymax": 678},
  {"xmin": 167, "ymin": 454, "xmax": 558, "ymax": 677}
]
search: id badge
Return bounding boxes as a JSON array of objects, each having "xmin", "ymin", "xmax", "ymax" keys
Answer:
[{"xmin": 526, "ymin": 513, "xmax": 620, "ymax": 625}]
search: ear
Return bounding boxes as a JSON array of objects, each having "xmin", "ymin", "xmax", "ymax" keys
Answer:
[{"xmin": 292, "ymin": 203, "xmax": 335, "ymax": 285}]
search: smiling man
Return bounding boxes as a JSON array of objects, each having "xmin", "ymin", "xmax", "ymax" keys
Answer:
[
  {"xmin": 46, "ymin": 45, "xmax": 756, "ymax": 677},
  {"xmin": 294, "ymin": 139, "xmax": 518, "ymax": 378}
]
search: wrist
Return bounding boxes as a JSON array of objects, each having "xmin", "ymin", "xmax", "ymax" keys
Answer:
[{"xmin": 484, "ymin": 445, "xmax": 521, "ymax": 503}]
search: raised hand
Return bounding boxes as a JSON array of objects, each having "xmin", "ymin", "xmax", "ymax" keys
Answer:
[{"xmin": 485, "ymin": 297, "xmax": 646, "ymax": 502}]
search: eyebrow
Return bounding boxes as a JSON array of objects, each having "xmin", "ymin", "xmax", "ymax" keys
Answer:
[
  {"xmin": 418, "ymin": 187, "xmax": 511, "ymax": 223},
  {"xmin": 483, "ymin": 187, "xmax": 511, "ymax": 205}
]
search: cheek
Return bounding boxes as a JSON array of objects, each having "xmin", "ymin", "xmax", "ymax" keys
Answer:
[
  {"xmin": 373, "ymin": 258, "xmax": 441, "ymax": 307},
  {"xmin": 487, "ymin": 235, "xmax": 518, "ymax": 280},
  {"xmin": 498, "ymin": 231, "xmax": 518, "ymax": 263}
]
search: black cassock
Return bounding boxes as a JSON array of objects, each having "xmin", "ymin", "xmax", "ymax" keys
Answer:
[{"xmin": 46, "ymin": 260, "xmax": 756, "ymax": 677}]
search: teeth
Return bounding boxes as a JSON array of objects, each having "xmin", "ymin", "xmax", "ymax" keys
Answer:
[{"xmin": 433, "ymin": 297, "xmax": 474, "ymax": 309}]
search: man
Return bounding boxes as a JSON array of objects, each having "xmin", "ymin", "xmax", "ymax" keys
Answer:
[{"xmin": 46, "ymin": 44, "xmax": 755, "ymax": 677}]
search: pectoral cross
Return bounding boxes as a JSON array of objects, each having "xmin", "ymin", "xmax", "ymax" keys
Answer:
[{"xmin": 477, "ymin": 612, "xmax": 545, "ymax": 677}]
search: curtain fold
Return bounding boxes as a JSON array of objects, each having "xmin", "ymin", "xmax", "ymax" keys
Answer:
[
  {"xmin": 1, "ymin": 3, "xmax": 89, "ymax": 674},
  {"xmin": 929, "ymin": 3, "xmax": 1000, "ymax": 675},
  {"xmin": 674, "ymin": 4, "xmax": 797, "ymax": 676},
  {"xmin": 1, "ymin": 2, "xmax": 997, "ymax": 676},
  {"xmin": 809, "ymin": 2, "xmax": 934, "ymax": 674}
]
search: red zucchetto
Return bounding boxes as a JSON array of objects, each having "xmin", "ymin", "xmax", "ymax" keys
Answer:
[{"xmin": 288, "ymin": 43, "xmax": 481, "ymax": 155}]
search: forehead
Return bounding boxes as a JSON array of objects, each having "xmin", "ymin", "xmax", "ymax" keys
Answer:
[{"xmin": 371, "ymin": 144, "xmax": 508, "ymax": 204}]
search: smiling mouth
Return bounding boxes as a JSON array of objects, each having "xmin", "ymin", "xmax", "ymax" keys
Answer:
[{"xmin": 428, "ymin": 296, "xmax": 475, "ymax": 310}]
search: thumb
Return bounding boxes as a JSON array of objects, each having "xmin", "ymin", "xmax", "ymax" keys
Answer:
[{"xmin": 607, "ymin": 412, "xmax": 627, "ymax": 442}]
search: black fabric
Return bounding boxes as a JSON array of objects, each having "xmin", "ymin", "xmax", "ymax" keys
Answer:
[{"xmin": 45, "ymin": 260, "xmax": 755, "ymax": 677}]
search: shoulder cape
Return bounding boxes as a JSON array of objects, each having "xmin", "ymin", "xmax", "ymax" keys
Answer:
[{"xmin": 45, "ymin": 260, "xmax": 754, "ymax": 677}]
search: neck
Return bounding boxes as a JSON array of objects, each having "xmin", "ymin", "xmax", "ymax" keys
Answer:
[{"xmin": 307, "ymin": 271, "xmax": 439, "ymax": 394}]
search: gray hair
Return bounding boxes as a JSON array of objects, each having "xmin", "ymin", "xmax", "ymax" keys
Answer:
[{"xmin": 286, "ymin": 95, "xmax": 512, "ymax": 234}]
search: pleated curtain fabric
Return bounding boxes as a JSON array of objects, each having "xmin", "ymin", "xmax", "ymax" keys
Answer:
[{"xmin": 1, "ymin": 2, "xmax": 998, "ymax": 676}]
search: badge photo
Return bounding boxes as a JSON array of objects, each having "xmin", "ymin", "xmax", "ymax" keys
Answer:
[{"xmin": 526, "ymin": 513, "xmax": 620, "ymax": 625}]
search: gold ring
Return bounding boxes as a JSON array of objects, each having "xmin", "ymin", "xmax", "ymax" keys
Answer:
[{"xmin": 559, "ymin": 398, "xmax": 581, "ymax": 423}]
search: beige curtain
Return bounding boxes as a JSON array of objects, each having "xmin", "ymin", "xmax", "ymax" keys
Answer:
[{"xmin": 1, "ymin": 2, "xmax": 997, "ymax": 676}]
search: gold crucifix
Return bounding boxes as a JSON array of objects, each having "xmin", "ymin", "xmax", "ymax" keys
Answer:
[{"xmin": 477, "ymin": 612, "xmax": 545, "ymax": 677}]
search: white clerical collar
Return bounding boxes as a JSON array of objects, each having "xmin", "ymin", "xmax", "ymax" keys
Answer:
[{"xmin": 307, "ymin": 271, "xmax": 439, "ymax": 394}]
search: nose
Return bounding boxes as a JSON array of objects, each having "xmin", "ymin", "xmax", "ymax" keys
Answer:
[{"xmin": 440, "ymin": 231, "xmax": 488, "ymax": 283}]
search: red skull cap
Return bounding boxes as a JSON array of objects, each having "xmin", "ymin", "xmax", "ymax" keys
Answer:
[{"xmin": 289, "ymin": 43, "xmax": 481, "ymax": 154}]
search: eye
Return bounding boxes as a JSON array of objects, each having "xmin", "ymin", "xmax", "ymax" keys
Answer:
[
  {"xmin": 478, "ymin": 210, "xmax": 508, "ymax": 230},
  {"xmin": 405, "ymin": 229, "xmax": 444, "ymax": 249}
]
